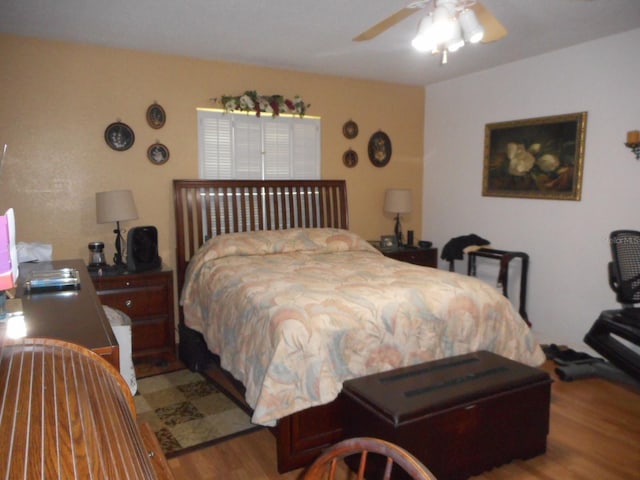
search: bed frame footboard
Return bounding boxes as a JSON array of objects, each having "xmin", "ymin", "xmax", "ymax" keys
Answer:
[
  {"xmin": 272, "ymin": 397, "xmax": 347, "ymax": 472},
  {"xmin": 178, "ymin": 321, "xmax": 346, "ymax": 472}
]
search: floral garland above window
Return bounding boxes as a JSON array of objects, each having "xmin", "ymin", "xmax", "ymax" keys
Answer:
[{"xmin": 213, "ymin": 90, "xmax": 310, "ymax": 118}]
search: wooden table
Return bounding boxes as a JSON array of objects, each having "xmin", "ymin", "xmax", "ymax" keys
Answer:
[{"xmin": 8, "ymin": 259, "xmax": 120, "ymax": 369}]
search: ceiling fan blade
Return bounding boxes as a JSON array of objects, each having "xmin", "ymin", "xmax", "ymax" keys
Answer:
[
  {"xmin": 472, "ymin": 1, "xmax": 508, "ymax": 43},
  {"xmin": 353, "ymin": 7, "xmax": 420, "ymax": 42}
]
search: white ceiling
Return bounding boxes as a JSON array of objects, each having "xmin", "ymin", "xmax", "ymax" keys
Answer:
[{"xmin": 2, "ymin": 0, "xmax": 639, "ymax": 86}]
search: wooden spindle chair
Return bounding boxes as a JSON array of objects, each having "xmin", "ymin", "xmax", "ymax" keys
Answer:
[{"xmin": 302, "ymin": 437, "xmax": 437, "ymax": 480}]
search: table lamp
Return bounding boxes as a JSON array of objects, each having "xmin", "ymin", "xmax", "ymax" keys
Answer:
[
  {"xmin": 384, "ymin": 189, "xmax": 411, "ymax": 246},
  {"xmin": 96, "ymin": 190, "xmax": 138, "ymax": 266}
]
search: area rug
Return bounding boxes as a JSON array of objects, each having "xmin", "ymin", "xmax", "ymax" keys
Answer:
[{"xmin": 135, "ymin": 369, "xmax": 263, "ymax": 457}]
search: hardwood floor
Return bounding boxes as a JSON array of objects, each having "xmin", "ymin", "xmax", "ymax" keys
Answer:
[{"xmin": 166, "ymin": 361, "xmax": 640, "ymax": 480}]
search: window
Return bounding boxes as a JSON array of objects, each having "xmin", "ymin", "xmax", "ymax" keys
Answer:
[{"xmin": 197, "ymin": 109, "xmax": 321, "ymax": 180}]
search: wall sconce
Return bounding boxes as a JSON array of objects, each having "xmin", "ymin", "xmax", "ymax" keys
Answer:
[{"xmin": 626, "ymin": 130, "xmax": 640, "ymax": 160}]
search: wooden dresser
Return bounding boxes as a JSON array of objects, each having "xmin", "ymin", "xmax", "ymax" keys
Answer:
[
  {"xmin": 0, "ymin": 338, "xmax": 174, "ymax": 479},
  {"xmin": 12, "ymin": 259, "xmax": 120, "ymax": 368}
]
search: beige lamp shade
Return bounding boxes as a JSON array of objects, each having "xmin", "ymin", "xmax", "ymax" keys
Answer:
[
  {"xmin": 96, "ymin": 190, "xmax": 138, "ymax": 224},
  {"xmin": 384, "ymin": 189, "xmax": 412, "ymax": 214}
]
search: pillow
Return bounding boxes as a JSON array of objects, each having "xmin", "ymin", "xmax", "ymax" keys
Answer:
[{"xmin": 194, "ymin": 228, "xmax": 377, "ymax": 264}]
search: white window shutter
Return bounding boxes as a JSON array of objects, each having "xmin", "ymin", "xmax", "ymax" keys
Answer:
[
  {"xmin": 264, "ymin": 120, "xmax": 292, "ymax": 179},
  {"xmin": 198, "ymin": 110, "xmax": 320, "ymax": 180},
  {"xmin": 292, "ymin": 120, "xmax": 321, "ymax": 179},
  {"xmin": 233, "ymin": 116, "xmax": 263, "ymax": 179},
  {"xmin": 199, "ymin": 113, "xmax": 232, "ymax": 179}
]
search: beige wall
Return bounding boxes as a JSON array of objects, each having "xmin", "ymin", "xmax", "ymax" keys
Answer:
[{"xmin": 0, "ymin": 34, "xmax": 424, "ymax": 268}]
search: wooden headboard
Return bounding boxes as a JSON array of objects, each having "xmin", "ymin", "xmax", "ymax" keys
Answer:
[{"xmin": 173, "ymin": 179, "xmax": 349, "ymax": 295}]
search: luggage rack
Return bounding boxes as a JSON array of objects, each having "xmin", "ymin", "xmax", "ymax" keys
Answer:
[{"xmin": 449, "ymin": 248, "xmax": 530, "ymax": 326}]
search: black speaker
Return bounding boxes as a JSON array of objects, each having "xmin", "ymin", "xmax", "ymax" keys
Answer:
[{"xmin": 127, "ymin": 226, "xmax": 161, "ymax": 272}]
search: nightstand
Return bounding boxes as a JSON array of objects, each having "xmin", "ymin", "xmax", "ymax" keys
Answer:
[
  {"xmin": 376, "ymin": 246, "xmax": 438, "ymax": 268},
  {"xmin": 91, "ymin": 267, "xmax": 175, "ymax": 363}
]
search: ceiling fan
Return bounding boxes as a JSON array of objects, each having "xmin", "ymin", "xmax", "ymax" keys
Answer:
[{"xmin": 353, "ymin": 0, "xmax": 507, "ymax": 63}]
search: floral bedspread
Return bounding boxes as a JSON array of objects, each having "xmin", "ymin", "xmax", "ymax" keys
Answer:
[{"xmin": 181, "ymin": 228, "xmax": 545, "ymax": 426}]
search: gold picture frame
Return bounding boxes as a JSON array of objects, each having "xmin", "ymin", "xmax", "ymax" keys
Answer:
[
  {"xmin": 342, "ymin": 148, "xmax": 358, "ymax": 168},
  {"xmin": 104, "ymin": 122, "xmax": 135, "ymax": 151},
  {"xmin": 146, "ymin": 103, "xmax": 166, "ymax": 129},
  {"xmin": 482, "ymin": 112, "xmax": 587, "ymax": 200},
  {"xmin": 368, "ymin": 131, "xmax": 392, "ymax": 167},
  {"xmin": 147, "ymin": 142, "xmax": 170, "ymax": 165}
]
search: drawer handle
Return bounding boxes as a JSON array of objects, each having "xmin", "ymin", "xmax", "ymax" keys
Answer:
[
  {"xmin": 125, "ymin": 300, "xmax": 133, "ymax": 308},
  {"xmin": 125, "ymin": 281, "xmax": 131, "ymax": 287}
]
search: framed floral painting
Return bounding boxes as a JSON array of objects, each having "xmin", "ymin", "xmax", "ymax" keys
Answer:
[{"xmin": 482, "ymin": 112, "xmax": 587, "ymax": 200}]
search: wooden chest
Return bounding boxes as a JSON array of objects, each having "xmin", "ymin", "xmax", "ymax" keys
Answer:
[{"xmin": 342, "ymin": 351, "xmax": 552, "ymax": 480}]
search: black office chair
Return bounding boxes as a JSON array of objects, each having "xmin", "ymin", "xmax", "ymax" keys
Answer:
[{"xmin": 571, "ymin": 230, "xmax": 640, "ymax": 385}]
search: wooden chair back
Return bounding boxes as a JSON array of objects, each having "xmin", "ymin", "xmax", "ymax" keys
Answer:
[
  {"xmin": 0, "ymin": 337, "xmax": 173, "ymax": 479},
  {"xmin": 302, "ymin": 437, "xmax": 437, "ymax": 480}
]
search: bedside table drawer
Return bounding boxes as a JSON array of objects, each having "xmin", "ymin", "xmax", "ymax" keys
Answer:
[
  {"xmin": 92, "ymin": 275, "xmax": 164, "ymax": 291},
  {"xmin": 383, "ymin": 248, "xmax": 438, "ymax": 268},
  {"xmin": 97, "ymin": 286, "xmax": 168, "ymax": 317},
  {"xmin": 131, "ymin": 318, "xmax": 173, "ymax": 353}
]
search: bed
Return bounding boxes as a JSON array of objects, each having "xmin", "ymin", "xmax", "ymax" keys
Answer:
[{"xmin": 173, "ymin": 179, "xmax": 545, "ymax": 472}]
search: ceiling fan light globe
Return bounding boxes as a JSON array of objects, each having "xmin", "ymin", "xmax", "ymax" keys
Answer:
[
  {"xmin": 459, "ymin": 8, "xmax": 484, "ymax": 43},
  {"xmin": 446, "ymin": 19, "xmax": 464, "ymax": 52},
  {"xmin": 468, "ymin": 29, "xmax": 484, "ymax": 43},
  {"xmin": 447, "ymin": 38, "xmax": 465, "ymax": 52},
  {"xmin": 432, "ymin": 6, "xmax": 456, "ymax": 43},
  {"xmin": 412, "ymin": 15, "xmax": 437, "ymax": 52},
  {"xmin": 412, "ymin": 36, "xmax": 436, "ymax": 52},
  {"xmin": 412, "ymin": 35, "xmax": 435, "ymax": 52}
]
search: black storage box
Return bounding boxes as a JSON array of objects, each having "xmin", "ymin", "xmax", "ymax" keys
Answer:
[{"xmin": 342, "ymin": 351, "xmax": 552, "ymax": 480}]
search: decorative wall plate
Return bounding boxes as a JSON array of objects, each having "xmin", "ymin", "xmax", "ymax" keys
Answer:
[
  {"xmin": 146, "ymin": 103, "xmax": 166, "ymax": 129},
  {"xmin": 368, "ymin": 130, "xmax": 392, "ymax": 167},
  {"xmin": 342, "ymin": 149, "xmax": 358, "ymax": 168},
  {"xmin": 147, "ymin": 142, "xmax": 170, "ymax": 165},
  {"xmin": 342, "ymin": 120, "xmax": 359, "ymax": 139},
  {"xmin": 104, "ymin": 122, "xmax": 135, "ymax": 151}
]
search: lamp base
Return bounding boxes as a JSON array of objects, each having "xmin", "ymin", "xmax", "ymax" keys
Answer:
[
  {"xmin": 113, "ymin": 221, "xmax": 126, "ymax": 266},
  {"xmin": 394, "ymin": 214, "xmax": 403, "ymax": 247}
]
